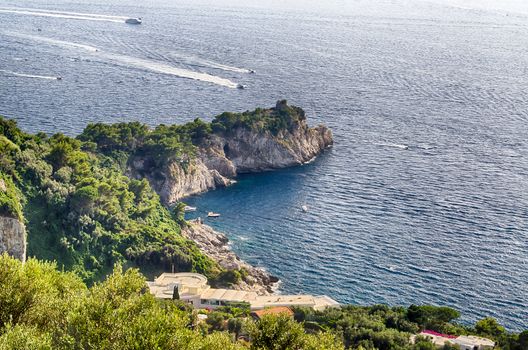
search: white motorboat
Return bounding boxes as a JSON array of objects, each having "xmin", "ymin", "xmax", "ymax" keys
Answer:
[
  {"xmin": 207, "ymin": 212, "xmax": 221, "ymax": 218},
  {"xmin": 301, "ymin": 205, "xmax": 308, "ymax": 212},
  {"xmin": 125, "ymin": 17, "xmax": 142, "ymax": 24},
  {"xmin": 184, "ymin": 206, "xmax": 197, "ymax": 212}
]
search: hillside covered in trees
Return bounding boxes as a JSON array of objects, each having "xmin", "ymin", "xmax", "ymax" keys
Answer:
[
  {"xmin": 0, "ymin": 116, "xmax": 223, "ymax": 283},
  {"xmin": 0, "ymin": 255, "xmax": 526, "ymax": 350}
]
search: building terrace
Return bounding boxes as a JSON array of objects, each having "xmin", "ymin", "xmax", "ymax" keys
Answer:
[{"xmin": 147, "ymin": 272, "xmax": 340, "ymax": 311}]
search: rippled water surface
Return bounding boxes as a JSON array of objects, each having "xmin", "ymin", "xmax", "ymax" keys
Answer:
[{"xmin": 1, "ymin": 0, "xmax": 527, "ymax": 330}]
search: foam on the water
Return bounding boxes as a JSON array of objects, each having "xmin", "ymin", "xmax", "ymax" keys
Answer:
[
  {"xmin": 170, "ymin": 53, "xmax": 252, "ymax": 73},
  {"xmin": 101, "ymin": 52, "xmax": 239, "ymax": 88},
  {"xmin": 5, "ymin": 32, "xmax": 239, "ymax": 88},
  {"xmin": 7, "ymin": 32, "xmax": 99, "ymax": 52},
  {"xmin": 0, "ymin": 69, "xmax": 57, "ymax": 80},
  {"xmin": 0, "ymin": 7, "xmax": 126, "ymax": 23}
]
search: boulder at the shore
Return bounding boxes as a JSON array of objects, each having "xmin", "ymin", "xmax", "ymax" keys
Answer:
[{"xmin": 182, "ymin": 221, "xmax": 278, "ymax": 295}]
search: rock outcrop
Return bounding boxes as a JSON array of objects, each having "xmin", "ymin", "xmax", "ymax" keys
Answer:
[
  {"xmin": 130, "ymin": 101, "xmax": 333, "ymax": 205},
  {"xmin": 129, "ymin": 157, "xmax": 235, "ymax": 206},
  {"xmin": 0, "ymin": 216, "xmax": 26, "ymax": 261},
  {"xmin": 182, "ymin": 221, "xmax": 278, "ymax": 295},
  {"xmin": 0, "ymin": 179, "xmax": 26, "ymax": 261}
]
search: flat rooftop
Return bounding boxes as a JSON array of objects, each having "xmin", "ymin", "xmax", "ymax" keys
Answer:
[
  {"xmin": 154, "ymin": 273, "xmax": 208, "ymax": 288},
  {"xmin": 200, "ymin": 288, "xmax": 258, "ymax": 302}
]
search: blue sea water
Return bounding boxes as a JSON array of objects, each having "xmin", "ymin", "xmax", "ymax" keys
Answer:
[{"xmin": 1, "ymin": 0, "xmax": 527, "ymax": 330}]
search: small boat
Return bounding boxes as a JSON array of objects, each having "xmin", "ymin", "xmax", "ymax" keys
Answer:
[
  {"xmin": 184, "ymin": 206, "xmax": 197, "ymax": 212},
  {"xmin": 207, "ymin": 212, "xmax": 221, "ymax": 218},
  {"xmin": 236, "ymin": 84, "xmax": 246, "ymax": 89},
  {"xmin": 56, "ymin": 76, "xmax": 62, "ymax": 80},
  {"xmin": 125, "ymin": 17, "xmax": 142, "ymax": 24},
  {"xmin": 248, "ymin": 69, "xmax": 255, "ymax": 74},
  {"xmin": 301, "ymin": 205, "xmax": 308, "ymax": 212}
]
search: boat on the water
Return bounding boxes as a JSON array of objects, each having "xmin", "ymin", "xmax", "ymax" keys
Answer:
[
  {"xmin": 184, "ymin": 206, "xmax": 197, "ymax": 212},
  {"xmin": 207, "ymin": 212, "xmax": 221, "ymax": 218},
  {"xmin": 236, "ymin": 84, "xmax": 246, "ymax": 89},
  {"xmin": 301, "ymin": 205, "xmax": 308, "ymax": 212},
  {"xmin": 125, "ymin": 17, "xmax": 142, "ymax": 24}
]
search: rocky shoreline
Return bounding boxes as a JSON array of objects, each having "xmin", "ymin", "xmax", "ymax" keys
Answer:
[{"xmin": 182, "ymin": 220, "xmax": 278, "ymax": 295}]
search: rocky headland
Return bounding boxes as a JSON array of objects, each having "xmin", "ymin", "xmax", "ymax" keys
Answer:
[
  {"xmin": 0, "ymin": 101, "xmax": 332, "ymax": 290},
  {"xmin": 125, "ymin": 100, "xmax": 333, "ymax": 294},
  {"xmin": 128, "ymin": 100, "xmax": 333, "ymax": 205}
]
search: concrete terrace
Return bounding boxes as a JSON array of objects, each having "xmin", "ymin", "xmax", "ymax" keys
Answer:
[{"xmin": 147, "ymin": 272, "xmax": 340, "ymax": 311}]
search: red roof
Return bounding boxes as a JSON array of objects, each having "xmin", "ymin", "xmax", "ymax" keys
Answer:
[{"xmin": 422, "ymin": 330, "xmax": 458, "ymax": 339}]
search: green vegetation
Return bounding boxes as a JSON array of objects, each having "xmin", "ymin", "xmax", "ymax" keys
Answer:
[
  {"xmin": 77, "ymin": 101, "xmax": 306, "ymax": 165},
  {"xmin": 0, "ymin": 117, "xmax": 223, "ymax": 283},
  {"xmin": 1, "ymin": 112, "xmax": 526, "ymax": 349},
  {"xmin": 0, "ymin": 104, "xmax": 309, "ymax": 285},
  {"xmin": 0, "ymin": 255, "xmax": 341, "ymax": 350},
  {"xmin": 292, "ymin": 305, "xmax": 527, "ymax": 350},
  {"xmin": 1, "ymin": 255, "xmax": 525, "ymax": 350},
  {"xmin": 211, "ymin": 100, "xmax": 306, "ymax": 136},
  {"xmin": 0, "ymin": 173, "xmax": 23, "ymax": 221}
]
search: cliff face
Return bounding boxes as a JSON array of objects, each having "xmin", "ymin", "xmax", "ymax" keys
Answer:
[
  {"xmin": 0, "ymin": 216, "xmax": 26, "ymax": 261},
  {"xmin": 0, "ymin": 179, "xmax": 26, "ymax": 261},
  {"xmin": 208, "ymin": 120, "xmax": 333, "ymax": 173},
  {"xmin": 129, "ymin": 101, "xmax": 333, "ymax": 205},
  {"xmin": 128, "ymin": 157, "xmax": 235, "ymax": 205}
]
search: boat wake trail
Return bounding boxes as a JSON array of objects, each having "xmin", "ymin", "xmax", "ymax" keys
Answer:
[
  {"xmin": 170, "ymin": 53, "xmax": 252, "ymax": 73},
  {"xmin": 0, "ymin": 7, "xmax": 127, "ymax": 23},
  {"xmin": 6, "ymin": 32, "xmax": 239, "ymax": 88},
  {"xmin": 0, "ymin": 69, "xmax": 58, "ymax": 80},
  {"xmin": 103, "ymin": 53, "xmax": 239, "ymax": 88},
  {"xmin": 374, "ymin": 142, "xmax": 409, "ymax": 150},
  {"xmin": 7, "ymin": 32, "xmax": 99, "ymax": 52}
]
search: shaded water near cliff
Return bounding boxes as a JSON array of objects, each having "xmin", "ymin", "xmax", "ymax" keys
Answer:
[{"xmin": 1, "ymin": 0, "xmax": 527, "ymax": 330}]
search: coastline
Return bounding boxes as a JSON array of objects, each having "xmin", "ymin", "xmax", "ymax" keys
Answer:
[{"xmin": 182, "ymin": 220, "xmax": 279, "ymax": 295}]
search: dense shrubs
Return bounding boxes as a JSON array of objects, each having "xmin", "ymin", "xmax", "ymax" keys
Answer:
[
  {"xmin": 0, "ymin": 117, "xmax": 223, "ymax": 283},
  {"xmin": 0, "ymin": 173, "xmax": 23, "ymax": 220},
  {"xmin": 211, "ymin": 100, "xmax": 306, "ymax": 136}
]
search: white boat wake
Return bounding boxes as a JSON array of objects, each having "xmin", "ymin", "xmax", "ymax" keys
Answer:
[
  {"xmin": 5, "ymin": 32, "xmax": 239, "ymax": 88},
  {"xmin": 0, "ymin": 69, "xmax": 58, "ymax": 80},
  {"xmin": 374, "ymin": 142, "xmax": 409, "ymax": 150},
  {"xmin": 169, "ymin": 52, "xmax": 252, "ymax": 74},
  {"xmin": 0, "ymin": 7, "xmax": 128, "ymax": 23}
]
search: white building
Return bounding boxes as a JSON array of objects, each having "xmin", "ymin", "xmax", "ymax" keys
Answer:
[
  {"xmin": 147, "ymin": 272, "xmax": 340, "ymax": 311},
  {"xmin": 416, "ymin": 331, "xmax": 495, "ymax": 350}
]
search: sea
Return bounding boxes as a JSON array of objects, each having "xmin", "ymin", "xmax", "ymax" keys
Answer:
[{"xmin": 0, "ymin": 0, "xmax": 526, "ymax": 331}]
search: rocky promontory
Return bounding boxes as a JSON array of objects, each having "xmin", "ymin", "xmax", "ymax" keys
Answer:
[
  {"xmin": 77, "ymin": 101, "xmax": 333, "ymax": 286},
  {"xmin": 128, "ymin": 100, "xmax": 333, "ymax": 205}
]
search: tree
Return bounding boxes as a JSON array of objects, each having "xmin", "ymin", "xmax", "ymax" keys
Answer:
[
  {"xmin": 173, "ymin": 285, "xmax": 180, "ymax": 300},
  {"xmin": 227, "ymin": 318, "xmax": 244, "ymax": 340},
  {"xmin": 248, "ymin": 314, "xmax": 343, "ymax": 350},
  {"xmin": 475, "ymin": 317, "xmax": 506, "ymax": 339}
]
